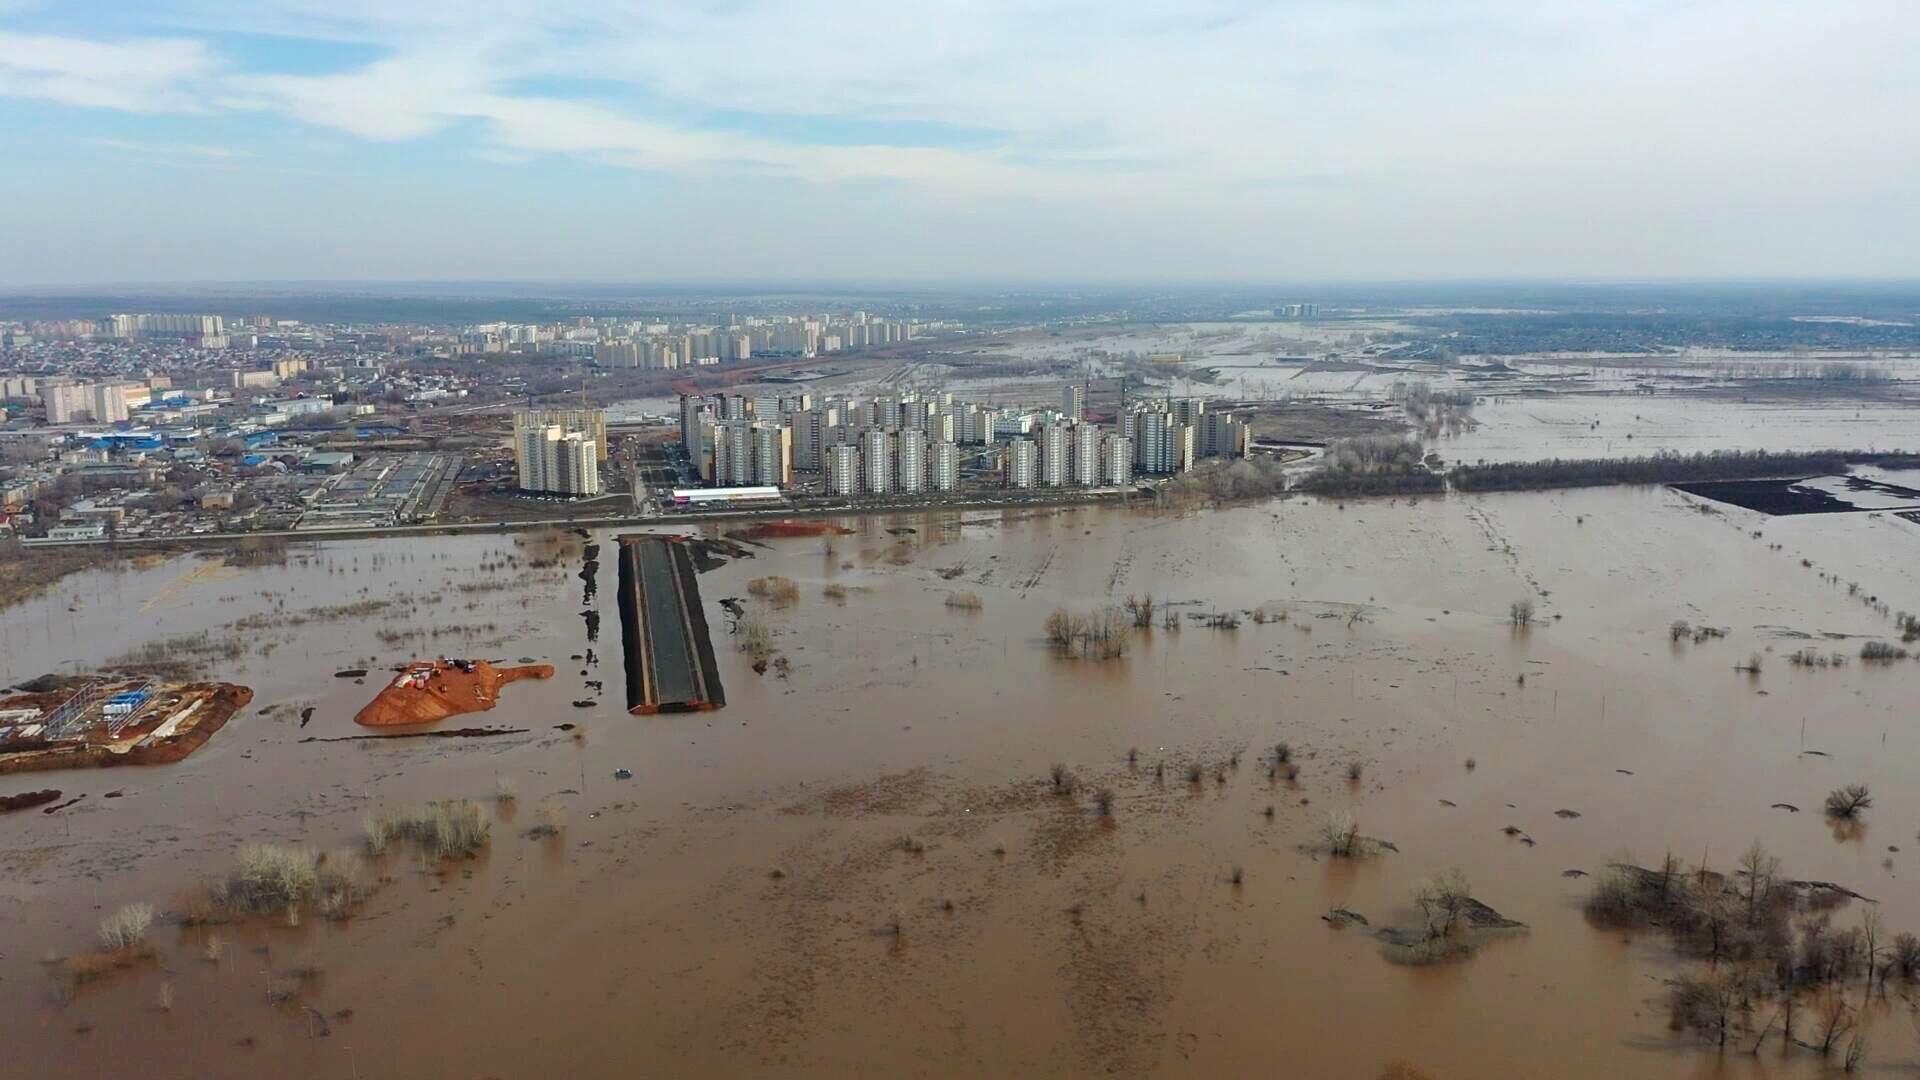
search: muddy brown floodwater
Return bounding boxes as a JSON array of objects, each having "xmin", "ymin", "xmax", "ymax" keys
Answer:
[{"xmin": 4, "ymin": 489, "xmax": 1920, "ymax": 1078}]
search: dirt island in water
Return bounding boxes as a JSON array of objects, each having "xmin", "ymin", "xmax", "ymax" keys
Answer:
[{"xmin": 353, "ymin": 659, "xmax": 554, "ymax": 727}]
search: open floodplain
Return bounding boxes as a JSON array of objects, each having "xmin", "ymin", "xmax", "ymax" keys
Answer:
[{"xmin": 5, "ymin": 479, "xmax": 1920, "ymax": 1076}]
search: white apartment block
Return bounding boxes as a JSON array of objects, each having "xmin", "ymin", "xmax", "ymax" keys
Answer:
[{"xmin": 1006, "ymin": 438, "xmax": 1037, "ymax": 489}]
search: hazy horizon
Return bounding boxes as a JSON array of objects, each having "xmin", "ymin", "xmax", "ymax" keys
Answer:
[{"xmin": 3, "ymin": 1, "xmax": 1918, "ymax": 286}]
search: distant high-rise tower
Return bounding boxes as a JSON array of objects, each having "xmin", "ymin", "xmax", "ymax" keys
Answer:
[
  {"xmin": 1006, "ymin": 439, "xmax": 1037, "ymax": 489},
  {"xmin": 861, "ymin": 429, "xmax": 893, "ymax": 495},
  {"xmin": 931, "ymin": 440, "xmax": 959, "ymax": 491}
]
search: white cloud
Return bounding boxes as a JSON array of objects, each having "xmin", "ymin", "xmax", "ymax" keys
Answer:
[
  {"xmin": 0, "ymin": 30, "xmax": 212, "ymax": 111},
  {"xmin": 81, "ymin": 136, "xmax": 247, "ymax": 158},
  {"xmin": 143, "ymin": 0, "xmax": 1920, "ymax": 212},
  {"xmin": 3, "ymin": 1, "xmax": 1919, "ymax": 278}
]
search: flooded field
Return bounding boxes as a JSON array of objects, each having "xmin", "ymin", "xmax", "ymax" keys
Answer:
[
  {"xmin": 1445, "ymin": 394, "xmax": 1920, "ymax": 464},
  {"xmin": 5, "ymin": 486, "xmax": 1920, "ymax": 1077}
]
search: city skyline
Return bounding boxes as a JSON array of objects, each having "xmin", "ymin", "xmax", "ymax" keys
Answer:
[{"xmin": 3, "ymin": 2, "xmax": 1919, "ymax": 285}]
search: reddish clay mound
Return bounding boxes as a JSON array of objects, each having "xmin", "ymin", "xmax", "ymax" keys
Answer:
[
  {"xmin": 354, "ymin": 660, "xmax": 554, "ymax": 727},
  {"xmin": 728, "ymin": 521, "xmax": 853, "ymax": 540}
]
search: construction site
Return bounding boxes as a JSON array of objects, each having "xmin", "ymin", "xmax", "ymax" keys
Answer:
[
  {"xmin": 615, "ymin": 534, "xmax": 725, "ymax": 714},
  {"xmin": 0, "ymin": 678, "xmax": 253, "ymax": 774}
]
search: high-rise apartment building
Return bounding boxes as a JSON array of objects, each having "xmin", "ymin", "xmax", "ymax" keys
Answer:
[
  {"xmin": 1135, "ymin": 411, "xmax": 1170, "ymax": 474},
  {"xmin": 1170, "ymin": 422, "xmax": 1195, "ymax": 474},
  {"xmin": 515, "ymin": 409, "xmax": 608, "ymax": 462},
  {"xmin": 861, "ymin": 429, "xmax": 893, "ymax": 495},
  {"xmin": 1062, "ymin": 383, "xmax": 1084, "ymax": 422},
  {"xmin": 826, "ymin": 444, "xmax": 860, "ymax": 496},
  {"xmin": 931, "ymin": 440, "xmax": 959, "ymax": 491},
  {"xmin": 1072, "ymin": 423, "xmax": 1100, "ymax": 486},
  {"xmin": 41, "ymin": 381, "xmax": 93, "ymax": 424},
  {"xmin": 713, "ymin": 420, "xmax": 754, "ymax": 487},
  {"xmin": 92, "ymin": 384, "xmax": 130, "ymax": 423},
  {"xmin": 552, "ymin": 431, "xmax": 600, "ymax": 496},
  {"xmin": 1040, "ymin": 422, "xmax": 1070, "ymax": 487},
  {"xmin": 516, "ymin": 424, "xmax": 601, "ymax": 496},
  {"xmin": 896, "ymin": 431, "xmax": 926, "ymax": 493},
  {"xmin": 1199, "ymin": 411, "xmax": 1251, "ymax": 460},
  {"xmin": 927, "ymin": 412, "xmax": 955, "ymax": 444},
  {"xmin": 1006, "ymin": 438, "xmax": 1037, "ymax": 489},
  {"xmin": 751, "ymin": 423, "xmax": 792, "ymax": 487},
  {"xmin": 1101, "ymin": 435, "xmax": 1134, "ymax": 486}
]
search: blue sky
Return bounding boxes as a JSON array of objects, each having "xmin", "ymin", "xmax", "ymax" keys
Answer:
[{"xmin": 1, "ymin": 1, "xmax": 1917, "ymax": 285}]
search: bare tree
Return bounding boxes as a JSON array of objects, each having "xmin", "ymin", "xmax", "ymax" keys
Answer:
[
  {"xmin": 1669, "ymin": 973, "xmax": 1737, "ymax": 1047},
  {"xmin": 1814, "ymin": 992, "xmax": 1855, "ymax": 1057},
  {"xmin": 1124, "ymin": 593, "xmax": 1156, "ymax": 628},
  {"xmin": 1889, "ymin": 931, "xmax": 1920, "ymax": 980},
  {"xmin": 1825, "ymin": 785, "xmax": 1873, "ymax": 819},
  {"xmin": 1414, "ymin": 869, "xmax": 1472, "ymax": 940},
  {"xmin": 1509, "ymin": 599, "xmax": 1534, "ymax": 626},
  {"xmin": 1737, "ymin": 841, "xmax": 1779, "ymax": 925},
  {"xmin": 1860, "ymin": 909, "xmax": 1884, "ymax": 1002}
]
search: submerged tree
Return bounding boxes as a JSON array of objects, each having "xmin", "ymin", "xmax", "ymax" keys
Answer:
[{"xmin": 1825, "ymin": 785, "xmax": 1872, "ymax": 819}]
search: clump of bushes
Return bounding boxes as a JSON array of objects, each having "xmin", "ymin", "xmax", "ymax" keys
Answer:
[
  {"xmin": 1043, "ymin": 607, "xmax": 1130, "ymax": 660},
  {"xmin": 1048, "ymin": 763, "xmax": 1076, "ymax": 795},
  {"xmin": 186, "ymin": 844, "xmax": 366, "ymax": 924},
  {"xmin": 1860, "ymin": 641, "xmax": 1909, "ymax": 663},
  {"xmin": 736, "ymin": 616, "xmax": 772, "ymax": 658},
  {"xmin": 66, "ymin": 904, "xmax": 160, "ymax": 984},
  {"xmin": 220, "ymin": 844, "xmax": 320, "ymax": 912},
  {"xmin": 99, "ymin": 903, "xmax": 155, "ymax": 951},
  {"xmin": 1321, "ymin": 811, "xmax": 1363, "ymax": 857},
  {"xmin": 366, "ymin": 800, "xmax": 491, "ymax": 860},
  {"xmin": 1789, "ymin": 648, "xmax": 1847, "ymax": 668},
  {"xmin": 747, "ymin": 576, "xmax": 800, "ymax": 606},
  {"xmin": 1378, "ymin": 869, "xmax": 1523, "ymax": 966},
  {"xmin": 944, "ymin": 591, "xmax": 983, "ymax": 611}
]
